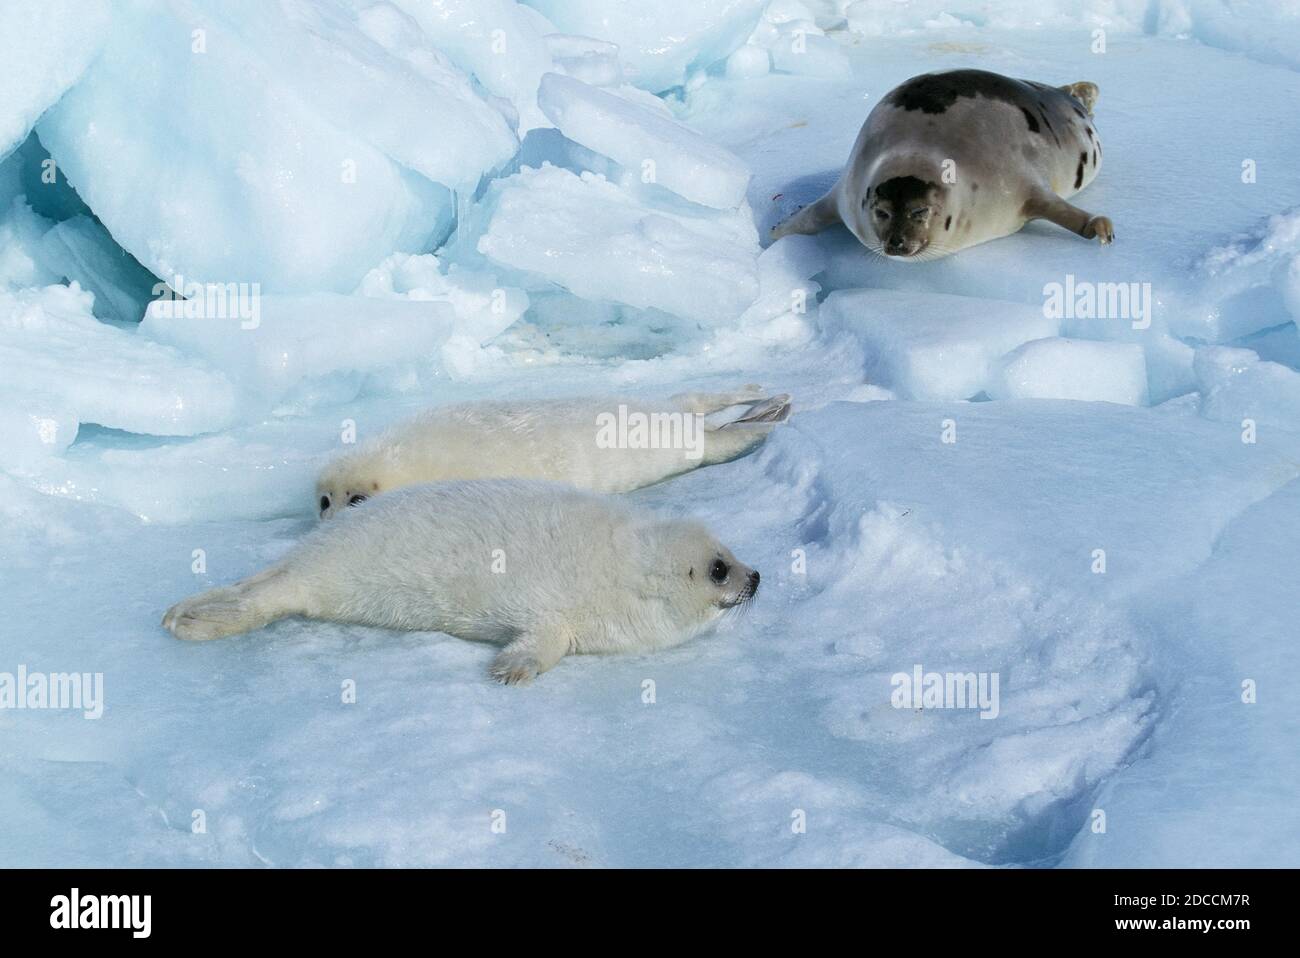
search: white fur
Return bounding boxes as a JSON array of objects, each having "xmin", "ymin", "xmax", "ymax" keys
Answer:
[
  {"xmin": 315, "ymin": 389, "xmax": 790, "ymax": 518},
  {"xmin": 163, "ymin": 480, "xmax": 759, "ymax": 685}
]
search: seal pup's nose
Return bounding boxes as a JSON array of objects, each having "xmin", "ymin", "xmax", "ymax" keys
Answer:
[{"xmin": 747, "ymin": 570, "xmax": 760, "ymax": 595}]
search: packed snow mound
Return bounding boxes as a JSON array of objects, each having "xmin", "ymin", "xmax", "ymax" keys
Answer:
[
  {"xmin": 1151, "ymin": 0, "xmax": 1300, "ymax": 71},
  {"xmin": 1195, "ymin": 345, "xmax": 1300, "ymax": 433},
  {"xmin": 358, "ymin": 253, "xmax": 529, "ymax": 349},
  {"xmin": 1064, "ymin": 477, "xmax": 1300, "ymax": 867},
  {"xmin": 462, "ymin": 163, "xmax": 761, "ymax": 323},
  {"xmin": 537, "ymin": 72, "xmax": 751, "ymax": 209},
  {"xmin": 820, "ymin": 288, "xmax": 1058, "ymax": 401},
  {"xmin": 748, "ymin": 3, "xmax": 852, "ymax": 80},
  {"xmin": 991, "ymin": 337, "xmax": 1149, "ymax": 405},
  {"xmin": 0, "ymin": 283, "xmax": 239, "ymax": 449},
  {"xmin": 0, "ymin": 399, "xmax": 78, "ymax": 470},
  {"xmin": 545, "ymin": 33, "xmax": 623, "ymax": 87},
  {"xmin": 1179, "ymin": 206, "xmax": 1300, "ymax": 342},
  {"xmin": 735, "ymin": 481, "xmax": 1152, "ymax": 864},
  {"xmin": 35, "ymin": 0, "xmax": 520, "ymax": 294},
  {"xmin": 0, "ymin": 0, "xmax": 110, "ymax": 162},
  {"xmin": 35, "ymin": 425, "xmax": 334, "ymax": 524},
  {"xmin": 523, "ymin": 0, "xmax": 768, "ymax": 92},
  {"xmin": 796, "ymin": 400, "xmax": 1300, "ymax": 597},
  {"xmin": 138, "ymin": 292, "xmax": 459, "ymax": 409},
  {"xmin": 384, "ymin": 0, "xmax": 557, "ymax": 133}
]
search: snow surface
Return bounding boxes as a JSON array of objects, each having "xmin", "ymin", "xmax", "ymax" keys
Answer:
[{"xmin": 2, "ymin": 0, "xmax": 1299, "ymax": 868}]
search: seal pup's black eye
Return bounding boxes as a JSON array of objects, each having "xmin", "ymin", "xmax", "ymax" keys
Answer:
[
  {"xmin": 910, "ymin": 207, "xmax": 929, "ymax": 221},
  {"xmin": 319, "ymin": 495, "xmax": 330, "ymax": 513},
  {"xmin": 709, "ymin": 559, "xmax": 729, "ymax": 584},
  {"xmin": 875, "ymin": 208, "xmax": 890, "ymax": 221},
  {"xmin": 348, "ymin": 494, "xmax": 368, "ymax": 506}
]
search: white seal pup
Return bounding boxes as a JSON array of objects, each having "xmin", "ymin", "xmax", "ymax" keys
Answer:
[
  {"xmin": 163, "ymin": 479, "xmax": 759, "ymax": 685},
  {"xmin": 315, "ymin": 388, "xmax": 790, "ymax": 518},
  {"xmin": 771, "ymin": 69, "xmax": 1112, "ymax": 258}
]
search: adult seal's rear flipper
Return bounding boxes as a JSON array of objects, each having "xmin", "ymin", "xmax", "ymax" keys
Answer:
[{"xmin": 1058, "ymin": 80, "xmax": 1099, "ymax": 115}]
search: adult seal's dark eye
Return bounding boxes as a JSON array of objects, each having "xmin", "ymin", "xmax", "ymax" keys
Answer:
[
  {"xmin": 319, "ymin": 495, "xmax": 330, "ymax": 513},
  {"xmin": 709, "ymin": 559, "xmax": 729, "ymax": 584},
  {"xmin": 348, "ymin": 494, "xmax": 368, "ymax": 506}
]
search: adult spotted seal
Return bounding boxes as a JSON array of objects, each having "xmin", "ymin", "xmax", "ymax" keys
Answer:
[{"xmin": 771, "ymin": 69, "xmax": 1112, "ymax": 258}]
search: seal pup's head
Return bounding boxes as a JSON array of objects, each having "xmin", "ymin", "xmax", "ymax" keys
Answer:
[
  {"xmin": 626, "ymin": 519, "xmax": 760, "ymax": 643},
  {"xmin": 857, "ymin": 155, "xmax": 951, "ymax": 260},
  {"xmin": 315, "ymin": 454, "xmax": 385, "ymax": 520}
]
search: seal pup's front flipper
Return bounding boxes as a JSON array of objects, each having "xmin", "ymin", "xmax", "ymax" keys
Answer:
[
  {"xmin": 769, "ymin": 189, "xmax": 842, "ymax": 240},
  {"xmin": 488, "ymin": 620, "xmax": 577, "ymax": 686},
  {"xmin": 1023, "ymin": 189, "xmax": 1114, "ymax": 245},
  {"xmin": 163, "ymin": 567, "xmax": 302, "ymax": 641}
]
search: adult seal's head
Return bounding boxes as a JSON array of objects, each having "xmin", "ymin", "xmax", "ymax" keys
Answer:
[
  {"xmin": 851, "ymin": 155, "xmax": 951, "ymax": 259},
  {"xmin": 770, "ymin": 69, "xmax": 1113, "ymax": 259}
]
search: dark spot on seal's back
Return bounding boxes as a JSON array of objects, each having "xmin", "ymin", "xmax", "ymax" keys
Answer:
[
  {"xmin": 971, "ymin": 183, "xmax": 978, "ymax": 191},
  {"xmin": 1019, "ymin": 107, "xmax": 1039, "ymax": 133},
  {"xmin": 1092, "ymin": 149, "xmax": 1097, "ymax": 166},
  {"xmin": 1075, "ymin": 152, "xmax": 1087, "ymax": 189},
  {"xmin": 885, "ymin": 68, "xmax": 1057, "ymax": 116},
  {"xmin": 1085, "ymin": 126, "xmax": 1094, "ymax": 141},
  {"xmin": 945, "ymin": 215, "xmax": 952, "ymax": 230},
  {"xmin": 1037, "ymin": 106, "xmax": 1060, "ymax": 145},
  {"xmin": 1073, "ymin": 105, "xmax": 1086, "ymax": 118}
]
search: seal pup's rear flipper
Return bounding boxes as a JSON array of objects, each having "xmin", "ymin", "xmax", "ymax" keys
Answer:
[
  {"xmin": 770, "ymin": 190, "xmax": 841, "ymax": 240},
  {"xmin": 701, "ymin": 394, "xmax": 792, "ymax": 464},
  {"xmin": 669, "ymin": 385, "xmax": 766, "ymax": 415},
  {"xmin": 720, "ymin": 393, "xmax": 792, "ymax": 426}
]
